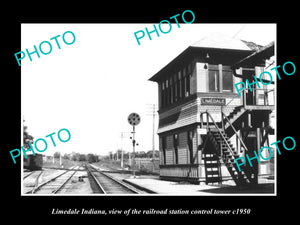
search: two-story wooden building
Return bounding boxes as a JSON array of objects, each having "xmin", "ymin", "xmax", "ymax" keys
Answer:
[{"xmin": 149, "ymin": 33, "xmax": 275, "ymax": 186}]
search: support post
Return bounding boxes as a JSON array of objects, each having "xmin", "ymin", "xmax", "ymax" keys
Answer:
[
  {"xmin": 206, "ymin": 111, "xmax": 209, "ymax": 131},
  {"xmin": 256, "ymin": 127, "xmax": 261, "ymax": 155},
  {"xmin": 132, "ymin": 125, "xmax": 136, "ymax": 177},
  {"xmin": 221, "ymin": 107, "xmax": 224, "ymax": 130},
  {"xmin": 248, "ymin": 112, "xmax": 252, "ymax": 127},
  {"xmin": 200, "ymin": 113, "xmax": 203, "ymax": 127},
  {"xmin": 243, "ymin": 88, "xmax": 246, "ymax": 107}
]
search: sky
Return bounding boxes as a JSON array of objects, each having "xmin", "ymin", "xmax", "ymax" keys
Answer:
[{"xmin": 21, "ymin": 23, "xmax": 276, "ymax": 156}]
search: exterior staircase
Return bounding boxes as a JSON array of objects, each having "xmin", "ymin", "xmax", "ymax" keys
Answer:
[
  {"xmin": 201, "ymin": 109, "xmax": 255, "ymax": 186},
  {"xmin": 208, "ymin": 130, "xmax": 252, "ymax": 186},
  {"xmin": 223, "ymin": 106, "xmax": 247, "ymax": 138}
]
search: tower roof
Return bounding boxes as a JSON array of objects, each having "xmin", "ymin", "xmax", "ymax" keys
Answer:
[
  {"xmin": 149, "ymin": 33, "xmax": 263, "ymax": 82},
  {"xmin": 191, "ymin": 33, "xmax": 262, "ymax": 51}
]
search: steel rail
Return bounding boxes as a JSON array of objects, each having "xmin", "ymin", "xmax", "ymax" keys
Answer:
[
  {"xmin": 23, "ymin": 171, "xmax": 35, "ymax": 179},
  {"xmin": 85, "ymin": 164, "xmax": 106, "ymax": 194},
  {"xmin": 92, "ymin": 166, "xmax": 140, "ymax": 194},
  {"xmin": 87, "ymin": 163, "xmax": 139, "ymax": 194},
  {"xmin": 28, "ymin": 170, "xmax": 69, "ymax": 194},
  {"xmin": 52, "ymin": 170, "xmax": 77, "ymax": 194}
]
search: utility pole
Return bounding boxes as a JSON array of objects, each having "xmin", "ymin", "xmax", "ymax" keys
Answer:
[
  {"xmin": 151, "ymin": 104, "xmax": 156, "ymax": 172},
  {"xmin": 121, "ymin": 132, "xmax": 124, "ymax": 168},
  {"xmin": 147, "ymin": 104, "xmax": 157, "ymax": 173},
  {"xmin": 60, "ymin": 152, "xmax": 62, "ymax": 167},
  {"xmin": 119, "ymin": 131, "xmax": 130, "ymax": 169}
]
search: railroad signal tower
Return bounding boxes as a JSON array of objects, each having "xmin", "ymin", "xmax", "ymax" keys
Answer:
[{"xmin": 128, "ymin": 113, "xmax": 141, "ymax": 177}]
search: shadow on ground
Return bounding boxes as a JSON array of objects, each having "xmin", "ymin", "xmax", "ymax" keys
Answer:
[{"xmin": 200, "ymin": 183, "xmax": 274, "ymax": 194}]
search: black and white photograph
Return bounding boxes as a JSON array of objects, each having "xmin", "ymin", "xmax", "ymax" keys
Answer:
[
  {"xmin": 4, "ymin": 5, "xmax": 298, "ymax": 220},
  {"xmin": 20, "ymin": 23, "xmax": 276, "ymax": 195}
]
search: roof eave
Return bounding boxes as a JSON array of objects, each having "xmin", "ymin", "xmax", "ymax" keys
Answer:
[
  {"xmin": 231, "ymin": 41, "xmax": 275, "ymax": 69},
  {"xmin": 148, "ymin": 46, "xmax": 254, "ymax": 82}
]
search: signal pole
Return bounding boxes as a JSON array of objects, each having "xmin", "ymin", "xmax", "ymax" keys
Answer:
[
  {"xmin": 128, "ymin": 113, "xmax": 141, "ymax": 178},
  {"xmin": 132, "ymin": 125, "xmax": 136, "ymax": 177}
]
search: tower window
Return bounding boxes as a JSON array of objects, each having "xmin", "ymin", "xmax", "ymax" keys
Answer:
[
  {"xmin": 208, "ymin": 70, "xmax": 220, "ymax": 92},
  {"xmin": 222, "ymin": 70, "xmax": 233, "ymax": 92}
]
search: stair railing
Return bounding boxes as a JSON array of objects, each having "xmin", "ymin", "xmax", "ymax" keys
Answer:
[
  {"xmin": 200, "ymin": 111, "xmax": 236, "ymax": 160},
  {"xmin": 221, "ymin": 112, "xmax": 249, "ymax": 154}
]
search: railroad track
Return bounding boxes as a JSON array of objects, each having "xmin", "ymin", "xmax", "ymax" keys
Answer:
[
  {"xmin": 85, "ymin": 163, "xmax": 140, "ymax": 194},
  {"xmin": 27, "ymin": 169, "xmax": 77, "ymax": 194},
  {"xmin": 23, "ymin": 170, "xmax": 42, "ymax": 180}
]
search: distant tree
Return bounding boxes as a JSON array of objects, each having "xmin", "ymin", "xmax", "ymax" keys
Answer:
[
  {"xmin": 54, "ymin": 152, "xmax": 60, "ymax": 158},
  {"xmin": 103, "ymin": 155, "xmax": 110, "ymax": 160},
  {"xmin": 123, "ymin": 152, "xmax": 130, "ymax": 160},
  {"xmin": 78, "ymin": 154, "xmax": 86, "ymax": 161},
  {"xmin": 71, "ymin": 154, "xmax": 77, "ymax": 161},
  {"xmin": 86, "ymin": 153, "xmax": 98, "ymax": 163},
  {"xmin": 75, "ymin": 153, "xmax": 80, "ymax": 161},
  {"xmin": 63, "ymin": 153, "xmax": 70, "ymax": 160},
  {"xmin": 23, "ymin": 119, "xmax": 34, "ymax": 149},
  {"xmin": 136, "ymin": 151, "xmax": 146, "ymax": 158},
  {"xmin": 146, "ymin": 150, "xmax": 160, "ymax": 158}
]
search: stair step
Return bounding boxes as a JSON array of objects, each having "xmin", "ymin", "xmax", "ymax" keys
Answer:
[
  {"xmin": 206, "ymin": 177, "xmax": 221, "ymax": 183},
  {"xmin": 204, "ymin": 155, "xmax": 219, "ymax": 160},
  {"xmin": 205, "ymin": 158, "xmax": 219, "ymax": 162},
  {"xmin": 205, "ymin": 160, "xmax": 219, "ymax": 163},
  {"xmin": 225, "ymin": 158, "xmax": 236, "ymax": 163},
  {"xmin": 206, "ymin": 167, "xmax": 219, "ymax": 171},
  {"xmin": 206, "ymin": 170, "xmax": 220, "ymax": 175},
  {"xmin": 222, "ymin": 150, "xmax": 238, "ymax": 156},
  {"xmin": 221, "ymin": 144, "xmax": 234, "ymax": 149},
  {"xmin": 205, "ymin": 163, "xmax": 219, "ymax": 167},
  {"xmin": 213, "ymin": 134, "xmax": 228, "ymax": 139}
]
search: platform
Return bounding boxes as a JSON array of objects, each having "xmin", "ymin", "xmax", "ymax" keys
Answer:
[{"xmin": 123, "ymin": 176, "xmax": 275, "ymax": 195}]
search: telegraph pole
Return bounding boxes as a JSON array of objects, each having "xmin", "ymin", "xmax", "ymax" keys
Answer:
[
  {"xmin": 151, "ymin": 104, "xmax": 156, "ymax": 172},
  {"xmin": 121, "ymin": 132, "xmax": 124, "ymax": 168},
  {"xmin": 147, "ymin": 104, "xmax": 157, "ymax": 173},
  {"xmin": 120, "ymin": 132, "xmax": 130, "ymax": 168}
]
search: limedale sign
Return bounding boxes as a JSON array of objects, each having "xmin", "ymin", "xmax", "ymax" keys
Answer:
[{"xmin": 201, "ymin": 98, "xmax": 226, "ymax": 106}]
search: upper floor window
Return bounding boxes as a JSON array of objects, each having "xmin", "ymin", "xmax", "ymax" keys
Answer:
[
  {"xmin": 208, "ymin": 64, "xmax": 233, "ymax": 93},
  {"xmin": 159, "ymin": 63, "xmax": 194, "ymax": 109},
  {"xmin": 222, "ymin": 70, "xmax": 233, "ymax": 92},
  {"xmin": 208, "ymin": 69, "xmax": 220, "ymax": 92}
]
